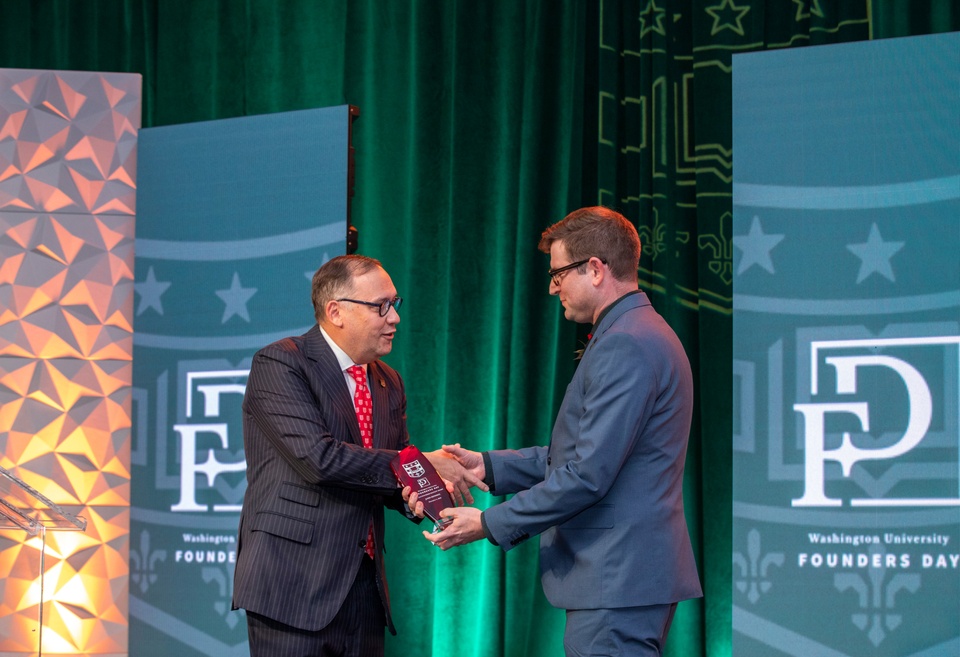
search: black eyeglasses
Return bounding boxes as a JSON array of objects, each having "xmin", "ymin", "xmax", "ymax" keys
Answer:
[
  {"xmin": 547, "ymin": 259, "xmax": 590, "ymax": 286},
  {"xmin": 337, "ymin": 296, "xmax": 403, "ymax": 317}
]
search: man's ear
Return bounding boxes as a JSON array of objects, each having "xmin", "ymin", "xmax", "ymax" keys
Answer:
[
  {"xmin": 589, "ymin": 257, "xmax": 605, "ymax": 286},
  {"xmin": 325, "ymin": 300, "xmax": 345, "ymax": 328}
]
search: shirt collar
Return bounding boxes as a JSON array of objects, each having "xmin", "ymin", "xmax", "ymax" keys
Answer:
[
  {"xmin": 589, "ymin": 289, "xmax": 643, "ymax": 338},
  {"xmin": 318, "ymin": 325, "xmax": 362, "ymax": 373}
]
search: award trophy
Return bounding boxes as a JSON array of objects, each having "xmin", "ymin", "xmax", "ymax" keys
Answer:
[{"xmin": 391, "ymin": 445, "xmax": 454, "ymax": 532}]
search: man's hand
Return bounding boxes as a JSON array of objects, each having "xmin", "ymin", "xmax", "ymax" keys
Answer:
[
  {"xmin": 424, "ymin": 447, "xmax": 488, "ymax": 505},
  {"xmin": 422, "ymin": 506, "xmax": 484, "ymax": 550},
  {"xmin": 402, "ymin": 481, "xmax": 456, "ymax": 521},
  {"xmin": 401, "ymin": 485, "xmax": 425, "ymax": 518},
  {"xmin": 441, "ymin": 443, "xmax": 485, "ymax": 479}
]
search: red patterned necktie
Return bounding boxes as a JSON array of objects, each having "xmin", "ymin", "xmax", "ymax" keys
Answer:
[{"xmin": 347, "ymin": 365, "xmax": 376, "ymax": 559}]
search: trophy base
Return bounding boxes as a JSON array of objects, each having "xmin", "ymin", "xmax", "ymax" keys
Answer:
[{"xmin": 430, "ymin": 516, "xmax": 453, "ymax": 533}]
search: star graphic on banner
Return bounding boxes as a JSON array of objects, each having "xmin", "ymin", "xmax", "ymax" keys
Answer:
[
  {"xmin": 216, "ymin": 272, "xmax": 257, "ymax": 323},
  {"xmin": 304, "ymin": 251, "xmax": 331, "ymax": 280},
  {"xmin": 791, "ymin": 0, "xmax": 825, "ymax": 21},
  {"xmin": 733, "ymin": 215, "xmax": 785, "ymax": 275},
  {"xmin": 846, "ymin": 223, "xmax": 904, "ymax": 284},
  {"xmin": 134, "ymin": 266, "xmax": 171, "ymax": 316},
  {"xmin": 705, "ymin": 0, "xmax": 751, "ymax": 36},
  {"xmin": 639, "ymin": 0, "xmax": 667, "ymax": 38}
]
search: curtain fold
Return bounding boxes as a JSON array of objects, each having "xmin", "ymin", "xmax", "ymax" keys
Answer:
[
  {"xmin": 0, "ymin": 1, "xmax": 956, "ymax": 655},
  {"xmin": 341, "ymin": 4, "xmax": 585, "ymax": 653}
]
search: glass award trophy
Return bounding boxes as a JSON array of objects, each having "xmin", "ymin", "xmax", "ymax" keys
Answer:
[{"xmin": 391, "ymin": 445, "xmax": 454, "ymax": 531}]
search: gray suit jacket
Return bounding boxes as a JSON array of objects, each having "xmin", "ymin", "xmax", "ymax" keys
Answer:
[
  {"xmin": 232, "ymin": 325, "xmax": 409, "ymax": 633},
  {"xmin": 483, "ymin": 292, "xmax": 702, "ymax": 609}
]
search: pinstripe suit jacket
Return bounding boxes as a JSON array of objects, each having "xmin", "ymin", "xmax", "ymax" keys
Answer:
[{"xmin": 232, "ymin": 324, "xmax": 409, "ymax": 633}]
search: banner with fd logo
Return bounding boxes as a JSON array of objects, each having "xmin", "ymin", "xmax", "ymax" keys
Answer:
[{"xmin": 731, "ymin": 33, "xmax": 959, "ymax": 656}]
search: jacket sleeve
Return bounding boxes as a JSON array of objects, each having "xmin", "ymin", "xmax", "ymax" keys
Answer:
[
  {"xmin": 243, "ymin": 343, "xmax": 400, "ymax": 495},
  {"xmin": 485, "ymin": 446, "xmax": 549, "ymax": 495},
  {"xmin": 482, "ymin": 330, "xmax": 661, "ymax": 550}
]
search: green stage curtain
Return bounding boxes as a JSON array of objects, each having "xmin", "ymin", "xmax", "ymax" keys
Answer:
[{"xmin": 0, "ymin": 1, "xmax": 956, "ymax": 656}]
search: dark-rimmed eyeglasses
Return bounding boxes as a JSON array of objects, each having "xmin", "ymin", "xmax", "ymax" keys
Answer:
[
  {"xmin": 337, "ymin": 296, "xmax": 403, "ymax": 317},
  {"xmin": 547, "ymin": 259, "xmax": 590, "ymax": 287}
]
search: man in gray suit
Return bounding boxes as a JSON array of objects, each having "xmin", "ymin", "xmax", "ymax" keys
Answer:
[
  {"xmin": 411, "ymin": 207, "xmax": 702, "ymax": 656},
  {"xmin": 233, "ymin": 254, "xmax": 479, "ymax": 657}
]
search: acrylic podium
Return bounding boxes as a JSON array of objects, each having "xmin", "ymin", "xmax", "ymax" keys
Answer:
[{"xmin": 0, "ymin": 465, "xmax": 87, "ymax": 656}]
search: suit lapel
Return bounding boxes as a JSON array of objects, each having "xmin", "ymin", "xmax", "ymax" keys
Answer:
[
  {"xmin": 368, "ymin": 361, "xmax": 390, "ymax": 449},
  {"xmin": 302, "ymin": 325, "xmax": 362, "ymax": 445}
]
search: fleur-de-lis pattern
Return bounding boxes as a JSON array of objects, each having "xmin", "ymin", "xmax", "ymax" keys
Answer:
[
  {"xmin": 130, "ymin": 530, "xmax": 167, "ymax": 595},
  {"xmin": 834, "ymin": 545, "xmax": 921, "ymax": 647},
  {"xmin": 733, "ymin": 528, "xmax": 784, "ymax": 604}
]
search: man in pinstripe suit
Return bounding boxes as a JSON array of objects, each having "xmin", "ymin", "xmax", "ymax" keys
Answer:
[{"xmin": 233, "ymin": 254, "xmax": 477, "ymax": 657}]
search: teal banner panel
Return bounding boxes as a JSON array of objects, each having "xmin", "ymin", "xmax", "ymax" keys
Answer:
[
  {"xmin": 732, "ymin": 34, "xmax": 959, "ymax": 657},
  {"xmin": 131, "ymin": 107, "xmax": 350, "ymax": 655}
]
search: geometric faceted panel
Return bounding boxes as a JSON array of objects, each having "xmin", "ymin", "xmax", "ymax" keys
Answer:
[
  {"xmin": 0, "ymin": 505, "xmax": 128, "ymax": 655},
  {"xmin": 0, "ymin": 211, "xmax": 134, "ymax": 360},
  {"xmin": 0, "ymin": 357, "xmax": 131, "ymax": 507},
  {"xmin": 0, "ymin": 68, "xmax": 138, "ymax": 657},
  {"xmin": 0, "ymin": 69, "xmax": 139, "ymax": 217}
]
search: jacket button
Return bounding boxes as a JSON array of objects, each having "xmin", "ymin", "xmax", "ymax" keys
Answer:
[
  {"xmin": 358, "ymin": 539, "xmax": 366, "ymax": 548},
  {"xmin": 547, "ymin": 457, "xmax": 552, "ymax": 466}
]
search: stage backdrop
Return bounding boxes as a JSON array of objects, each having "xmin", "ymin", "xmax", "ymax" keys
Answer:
[
  {"xmin": 131, "ymin": 106, "xmax": 350, "ymax": 655},
  {"xmin": 732, "ymin": 33, "xmax": 959, "ymax": 656},
  {"xmin": 0, "ymin": 68, "xmax": 139, "ymax": 657}
]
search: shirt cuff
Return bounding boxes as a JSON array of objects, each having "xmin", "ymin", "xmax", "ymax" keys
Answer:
[{"xmin": 481, "ymin": 451, "xmax": 496, "ymax": 490}]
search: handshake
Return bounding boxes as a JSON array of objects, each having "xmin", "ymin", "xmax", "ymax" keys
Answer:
[{"xmin": 401, "ymin": 444, "xmax": 489, "ymax": 551}]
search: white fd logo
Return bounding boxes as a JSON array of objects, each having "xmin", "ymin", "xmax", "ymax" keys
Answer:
[
  {"xmin": 403, "ymin": 460, "xmax": 426, "ymax": 478},
  {"xmin": 793, "ymin": 351, "xmax": 932, "ymax": 507}
]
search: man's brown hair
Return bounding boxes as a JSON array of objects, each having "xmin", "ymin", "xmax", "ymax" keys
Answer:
[
  {"xmin": 311, "ymin": 254, "xmax": 382, "ymax": 322},
  {"xmin": 538, "ymin": 206, "xmax": 641, "ymax": 282}
]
